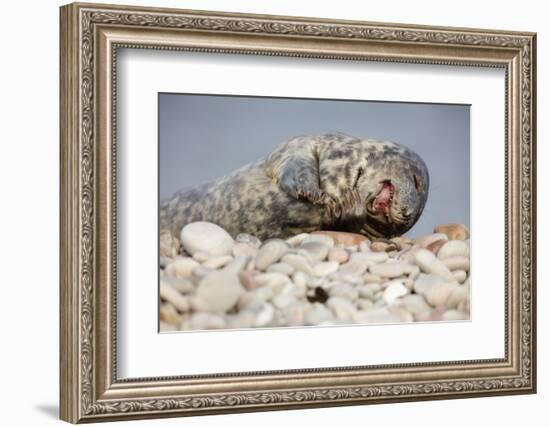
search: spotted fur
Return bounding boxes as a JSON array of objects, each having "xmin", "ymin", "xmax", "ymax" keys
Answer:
[{"xmin": 160, "ymin": 133, "xmax": 429, "ymax": 240}]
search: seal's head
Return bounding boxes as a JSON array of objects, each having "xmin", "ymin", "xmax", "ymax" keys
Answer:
[{"xmin": 357, "ymin": 142, "xmax": 429, "ymax": 238}]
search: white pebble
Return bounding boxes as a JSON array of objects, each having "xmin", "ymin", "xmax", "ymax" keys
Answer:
[
  {"xmin": 382, "ymin": 281, "xmax": 409, "ymax": 305},
  {"xmin": 180, "ymin": 222, "xmax": 234, "ymax": 256},
  {"xmin": 254, "ymin": 303, "xmax": 275, "ymax": 327},
  {"xmin": 202, "ymin": 255, "xmax": 233, "ymax": 269},
  {"xmin": 326, "ymin": 297, "xmax": 357, "ymax": 320},
  {"xmin": 369, "ymin": 261, "xmax": 407, "ymax": 278},
  {"xmin": 159, "ymin": 282, "xmax": 190, "ymax": 312},
  {"xmin": 164, "ymin": 258, "xmax": 199, "ymax": 278},
  {"xmin": 313, "ymin": 261, "xmax": 340, "ymax": 277},
  {"xmin": 196, "ymin": 271, "xmax": 245, "ymax": 312},
  {"xmin": 281, "ymin": 253, "xmax": 315, "ymax": 275},
  {"xmin": 437, "ymin": 240, "xmax": 470, "ymax": 259},
  {"xmin": 255, "ymin": 239, "xmax": 288, "ymax": 270},
  {"xmin": 267, "ymin": 262, "xmax": 295, "ymax": 275},
  {"xmin": 414, "ymin": 249, "xmax": 455, "ymax": 281}
]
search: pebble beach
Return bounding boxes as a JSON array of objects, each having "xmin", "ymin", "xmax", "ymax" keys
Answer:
[{"xmin": 159, "ymin": 222, "xmax": 470, "ymax": 332}]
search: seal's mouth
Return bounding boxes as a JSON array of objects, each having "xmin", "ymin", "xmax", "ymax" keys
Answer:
[{"xmin": 372, "ymin": 181, "xmax": 394, "ymax": 220}]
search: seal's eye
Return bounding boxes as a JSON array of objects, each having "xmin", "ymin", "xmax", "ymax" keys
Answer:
[{"xmin": 413, "ymin": 174, "xmax": 421, "ymax": 191}]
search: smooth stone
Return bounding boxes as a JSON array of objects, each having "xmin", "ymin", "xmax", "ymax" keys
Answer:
[
  {"xmin": 452, "ymin": 270, "xmax": 467, "ymax": 283},
  {"xmin": 358, "ymin": 241, "xmax": 371, "ymax": 253},
  {"xmin": 328, "ymin": 272, "xmax": 363, "ymax": 285},
  {"xmin": 313, "ymin": 261, "xmax": 340, "ymax": 277},
  {"xmin": 191, "ymin": 266, "xmax": 215, "ymax": 284},
  {"xmin": 223, "ymin": 255, "xmax": 251, "ymax": 274},
  {"xmin": 363, "ymin": 273, "xmax": 383, "ymax": 284},
  {"xmin": 447, "ymin": 283, "xmax": 470, "ymax": 309},
  {"xmin": 414, "ymin": 233, "xmax": 449, "ymax": 248},
  {"xmin": 311, "ymin": 230, "xmax": 367, "ymax": 246},
  {"xmin": 163, "ymin": 277, "xmax": 194, "ymax": 294},
  {"xmin": 400, "ymin": 294, "xmax": 432, "ymax": 315},
  {"xmin": 232, "ymin": 242, "xmax": 258, "ymax": 258},
  {"xmin": 425, "ymin": 282, "xmax": 458, "ymax": 307},
  {"xmin": 442, "ymin": 309, "xmax": 469, "ymax": 321},
  {"xmin": 273, "ymin": 293, "xmax": 299, "ymax": 310},
  {"xmin": 203, "ymin": 255, "xmax": 233, "ymax": 269},
  {"xmin": 196, "ymin": 271, "xmax": 245, "ymax": 312},
  {"xmin": 370, "ymin": 240, "xmax": 397, "ymax": 252},
  {"xmin": 255, "ymin": 239, "xmax": 288, "ymax": 271},
  {"xmin": 358, "ymin": 283, "xmax": 382, "ymax": 299},
  {"xmin": 352, "ymin": 307, "xmax": 403, "ymax": 324},
  {"xmin": 382, "ymin": 281, "xmax": 409, "ymax": 305},
  {"xmin": 254, "ymin": 272, "xmax": 290, "ymax": 294},
  {"xmin": 180, "ymin": 222, "xmax": 234, "ymax": 256},
  {"xmin": 300, "ymin": 241, "xmax": 330, "ymax": 262},
  {"xmin": 164, "ymin": 257, "xmax": 200, "ymax": 278},
  {"xmin": 235, "ymin": 233, "xmax": 261, "ymax": 248},
  {"xmin": 188, "ymin": 295, "xmax": 209, "ymax": 312},
  {"xmin": 159, "ymin": 230, "xmax": 180, "ymax": 258},
  {"xmin": 281, "ymin": 253, "xmax": 315, "ymax": 275},
  {"xmin": 434, "ymin": 223, "xmax": 470, "ymax": 241},
  {"xmin": 292, "ymin": 271, "xmax": 309, "ymax": 289},
  {"xmin": 415, "ymin": 307, "xmax": 446, "ymax": 322},
  {"xmin": 254, "ymin": 303, "xmax": 276, "ymax": 327},
  {"xmin": 328, "ymin": 282, "xmax": 359, "ymax": 300},
  {"xmin": 404, "ymin": 264, "xmax": 421, "ymax": 279},
  {"xmin": 352, "ymin": 251, "xmax": 388, "ymax": 264},
  {"xmin": 159, "ymin": 321, "xmax": 178, "ymax": 332},
  {"xmin": 267, "ymin": 262, "xmax": 295, "ymax": 275},
  {"xmin": 159, "ymin": 303, "xmax": 182, "ymax": 325},
  {"xmin": 369, "ymin": 261, "xmax": 407, "ymax": 278},
  {"xmin": 443, "ymin": 256, "xmax": 470, "ymax": 272},
  {"xmin": 426, "ymin": 239, "xmax": 446, "ymax": 255},
  {"xmin": 159, "ymin": 282, "xmax": 190, "ymax": 312},
  {"xmin": 188, "ymin": 313, "xmax": 226, "ymax": 330},
  {"xmin": 398, "ymin": 245, "xmax": 423, "ymax": 264},
  {"xmin": 227, "ymin": 311, "xmax": 256, "ymax": 329},
  {"xmin": 192, "ymin": 252, "xmax": 211, "ymax": 262},
  {"xmin": 357, "ymin": 298, "xmax": 375, "ymax": 310},
  {"xmin": 388, "ymin": 305, "xmax": 414, "ymax": 322},
  {"xmin": 438, "ymin": 240, "xmax": 470, "ymax": 259},
  {"xmin": 413, "ymin": 273, "xmax": 446, "ymax": 295},
  {"xmin": 304, "ymin": 303, "xmax": 334, "ymax": 325},
  {"xmin": 238, "ymin": 271, "xmax": 257, "ymax": 290},
  {"xmin": 302, "ymin": 233, "xmax": 335, "ymax": 248},
  {"xmin": 414, "ymin": 249, "xmax": 455, "ymax": 281},
  {"xmin": 236, "ymin": 291, "xmax": 257, "ymax": 310},
  {"xmin": 159, "ymin": 256, "xmax": 173, "ymax": 268},
  {"xmin": 328, "ymin": 248, "xmax": 349, "ymax": 264},
  {"xmin": 282, "ymin": 303, "xmax": 306, "ymax": 326},
  {"xmin": 339, "ymin": 258, "xmax": 369, "ymax": 276},
  {"xmin": 285, "ymin": 233, "xmax": 310, "ymax": 247},
  {"xmin": 326, "ymin": 297, "xmax": 357, "ymax": 320},
  {"xmin": 253, "ymin": 286, "xmax": 275, "ymax": 303}
]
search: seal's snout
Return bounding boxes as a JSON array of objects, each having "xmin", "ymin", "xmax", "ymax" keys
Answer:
[{"xmin": 372, "ymin": 181, "xmax": 394, "ymax": 220}]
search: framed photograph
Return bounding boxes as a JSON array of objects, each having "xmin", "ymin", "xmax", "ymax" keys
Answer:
[{"xmin": 60, "ymin": 2, "xmax": 537, "ymax": 423}]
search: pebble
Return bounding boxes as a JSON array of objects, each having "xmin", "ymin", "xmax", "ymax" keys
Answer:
[
  {"xmin": 180, "ymin": 222, "xmax": 234, "ymax": 256},
  {"xmin": 160, "ymin": 303, "xmax": 182, "ymax": 324},
  {"xmin": 302, "ymin": 233, "xmax": 335, "ymax": 248},
  {"xmin": 161, "ymin": 223, "xmax": 470, "ymax": 331},
  {"xmin": 281, "ymin": 253, "xmax": 315, "ymax": 275},
  {"xmin": 369, "ymin": 261, "xmax": 407, "ymax": 278},
  {"xmin": 452, "ymin": 270, "xmax": 467, "ymax": 283},
  {"xmin": 443, "ymin": 256, "xmax": 470, "ymax": 272},
  {"xmin": 304, "ymin": 303, "xmax": 334, "ymax": 325},
  {"xmin": 159, "ymin": 282, "xmax": 190, "ymax": 312},
  {"xmin": 202, "ymin": 255, "xmax": 233, "ymax": 269},
  {"xmin": 267, "ymin": 262, "xmax": 295, "ymax": 275},
  {"xmin": 424, "ymin": 282, "xmax": 458, "ymax": 307},
  {"xmin": 382, "ymin": 281, "xmax": 409, "ymax": 305},
  {"xmin": 164, "ymin": 257, "xmax": 200, "ymax": 278},
  {"xmin": 438, "ymin": 240, "xmax": 470, "ymax": 260},
  {"xmin": 414, "ymin": 249, "xmax": 455, "ymax": 282},
  {"xmin": 235, "ymin": 233, "xmax": 262, "ymax": 248},
  {"xmin": 328, "ymin": 248, "xmax": 350, "ymax": 264},
  {"xmin": 196, "ymin": 271, "xmax": 245, "ymax": 312},
  {"xmin": 232, "ymin": 242, "xmax": 258, "ymax": 257},
  {"xmin": 414, "ymin": 233, "xmax": 448, "ymax": 248},
  {"xmin": 311, "ymin": 230, "xmax": 366, "ymax": 246},
  {"xmin": 159, "ymin": 230, "xmax": 180, "ymax": 258},
  {"xmin": 326, "ymin": 297, "xmax": 357, "ymax": 320},
  {"xmin": 313, "ymin": 261, "xmax": 340, "ymax": 277},
  {"xmin": 434, "ymin": 223, "xmax": 470, "ymax": 241},
  {"xmin": 300, "ymin": 241, "xmax": 330, "ymax": 261},
  {"xmin": 255, "ymin": 239, "xmax": 288, "ymax": 270},
  {"xmin": 446, "ymin": 283, "xmax": 470, "ymax": 309},
  {"xmin": 254, "ymin": 273, "xmax": 290, "ymax": 293}
]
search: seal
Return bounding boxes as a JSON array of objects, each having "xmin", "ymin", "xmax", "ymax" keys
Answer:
[{"xmin": 160, "ymin": 133, "xmax": 429, "ymax": 240}]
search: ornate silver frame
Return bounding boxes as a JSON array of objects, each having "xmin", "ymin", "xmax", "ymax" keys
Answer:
[{"xmin": 60, "ymin": 2, "xmax": 537, "ymax": 423}]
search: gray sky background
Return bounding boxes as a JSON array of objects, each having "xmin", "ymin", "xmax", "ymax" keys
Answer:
[{"xmin": 159, "ymin": 94, "xmax": 469, "ymax": 237}]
